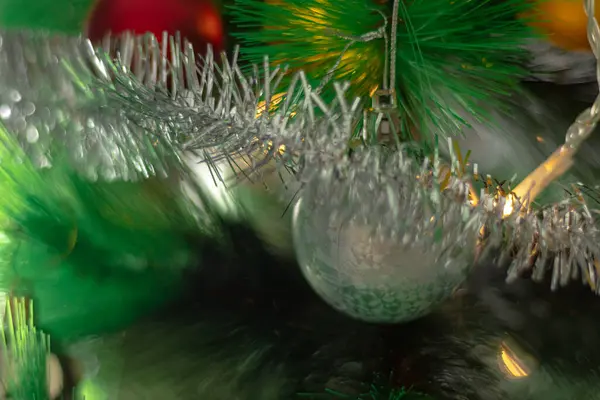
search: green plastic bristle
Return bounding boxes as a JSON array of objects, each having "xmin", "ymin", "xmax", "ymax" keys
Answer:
[
  {"xmin": 0, "ymin": 0, "xmax": 94, "ymax": 34},
  {"xmin": 298, "ymin": 385, "xmax": 435, "ymax": 399},
  {"xmin": 298, "ymin": 376, "xmax": 436, "ymax": 399},
  {"xmin": 0, "ymin": 123, "xmax": 197, "ymax": 341},
  {"xmin": 230, "ymin": 0, "xmax": 538, "ymax": 142},
  {"xmin": 2, "ymin": 298, "xmax": 51, "ymax": 400}
]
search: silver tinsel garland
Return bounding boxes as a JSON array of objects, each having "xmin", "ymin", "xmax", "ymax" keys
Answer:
[{"xmin": 0, "ymin": 0, "xmax": 598, "ymax": 293}]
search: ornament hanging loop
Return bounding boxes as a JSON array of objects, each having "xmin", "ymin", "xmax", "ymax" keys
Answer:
[
  {"xmin": 369, "ymin": 88, "xmax": 400, "ymax": 144},
  {"xmin": 366, "ymin": 0, "xmax": 402, "ymax": 145},
  {"xmin": 372, "ymin": 88, "xmax": 396, "ymax": 112}
]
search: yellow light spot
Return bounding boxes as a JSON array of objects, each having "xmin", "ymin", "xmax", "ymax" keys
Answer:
[
  {"xmin": 502, "ymin": 193, "xmax": 517, "ymax": 218},
  {"xmin": 536, "ymin": 136, "xmax": 545, "ymax": 143},
  {"xmin": 478, "ymin": 224, "xmax": 486, "ymax": 237},
  {"xmin": 500, "ymin": 349, "xmax": 529, "ymax": 378},
  {"xmin": 499, "ymin": 341, "xmax": 531, "ymax": 379},
  {"xmin": 265, "ymin": 1, "xmax": 383, "ymax": 99},
  {"xmin": 468, "ymin": 188, "xmax": 479, "ymax": 206},
  {"xmin": 369, "ymin": 86, "xmax": 379, "ymax": 97},
  {"xmin": 255, "ymin": 92, "xmax": 287, "ymax": 118}
]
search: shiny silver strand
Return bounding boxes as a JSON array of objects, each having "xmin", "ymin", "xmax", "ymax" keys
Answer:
[
  {"xmin": 0, "ymin": 21, "xmax": 599, "ymax": 293},
  {"xmin": 498, "ymin": 0, "xmax": 600, "ymax": 291},
  {"xmin": 0, "ymin": 31, "xmax": 188, "ymax": 181},
  {"xmin": 564, "ymin": 0, "xmax": 600, "ymax": 150}
]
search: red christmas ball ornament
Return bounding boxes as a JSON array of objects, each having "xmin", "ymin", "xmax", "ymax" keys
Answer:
[{"xmin": 86, "ymin": 0, "xmax": 225, "ymax": 55}]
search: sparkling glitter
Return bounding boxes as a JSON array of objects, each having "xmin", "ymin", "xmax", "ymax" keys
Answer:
[
  {"xmin": 25, "ymin": 125, "xmax": 39, "ymax": 143},
  {"xmin": 0, "ymin": 105, "xmax": 11, "ymax": 119}
]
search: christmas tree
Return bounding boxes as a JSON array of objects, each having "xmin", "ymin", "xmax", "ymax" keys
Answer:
[{"xmin": 0, "ymin": 0, "xmax": 600, "ymax": 398}]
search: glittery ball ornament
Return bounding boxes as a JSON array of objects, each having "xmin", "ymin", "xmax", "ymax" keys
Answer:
[
  {"xmin": 86, "ymin": 0, "xmax": 225, "ymax": 54},
  {"xmin": 291, "ymin": 153, "xmax": 479, "ymax": 323}
]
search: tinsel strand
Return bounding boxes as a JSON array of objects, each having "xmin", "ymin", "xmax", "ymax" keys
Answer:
[
  {"xmin": 563, "ymin": 0, "xmax": 600, "ymax": 151},
  {"xmin": 499, "ymin": 0, "xmax": 600, "ymax": 290},
  {"xmin": 0, "ymin": 27, "xmax": 599, "ymax": 292}
]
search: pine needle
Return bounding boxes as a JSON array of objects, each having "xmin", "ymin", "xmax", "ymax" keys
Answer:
[
  {"xmin": 230, "ymin": 0, "xmax": 537, "ymax": 141},
  {"xmin": 298, "ymin": 384, "xmax": 435, "ymax": 399}
]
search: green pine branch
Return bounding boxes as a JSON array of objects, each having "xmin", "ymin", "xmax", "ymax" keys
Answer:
[
  {"xmin": 298, "ymin": 379, "xmax": 436, "ymax": 399},
  {"xmin": 295, "ymin": 367, "xmax": 438, "ymax": 399},
  {"xmin": 0, "ymin": 0, "xmax": 93, "ymax": 34},
  {"xmin": 230, "ymin": 0, "xmax": 538, "ymax": 141}
]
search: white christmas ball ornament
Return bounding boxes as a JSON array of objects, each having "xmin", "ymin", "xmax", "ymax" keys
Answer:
[{"xmin": 292, "ymin": 167, "xmax": 479, "ymax": 323}]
